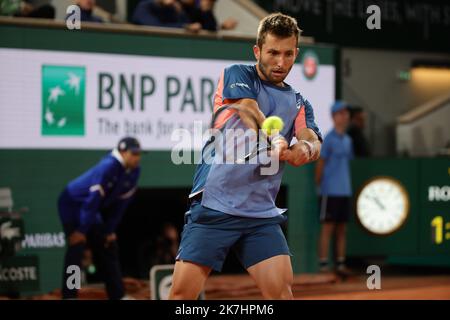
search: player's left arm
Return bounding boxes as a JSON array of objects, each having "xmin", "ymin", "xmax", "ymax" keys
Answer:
[{"xmin": 283, "ymin": 99, "xmax": 322, "ymax": 167}]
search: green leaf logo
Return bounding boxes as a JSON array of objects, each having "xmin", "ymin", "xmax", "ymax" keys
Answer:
[{"xmin": 41, "ymin": 65, "xmax": 85, "ymax": 136}]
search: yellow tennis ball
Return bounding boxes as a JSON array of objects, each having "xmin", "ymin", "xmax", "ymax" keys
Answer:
[{"xmin": 262, "ymin": 116, "xmax": 284, "ymax": 136}]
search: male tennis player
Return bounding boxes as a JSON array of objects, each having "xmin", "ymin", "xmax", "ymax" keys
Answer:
[
  {"xmin": 58, "ymin": 137, "xmax": 141, "ymax": 299},
  {"xmin": 169, "ymin": 13, "xmax": 322, "ymax": 300}
]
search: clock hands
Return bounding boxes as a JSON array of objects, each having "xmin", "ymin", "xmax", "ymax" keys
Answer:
[{"xmin": 367, "ymin": 194, "xmax": 386, "ymax": 211}]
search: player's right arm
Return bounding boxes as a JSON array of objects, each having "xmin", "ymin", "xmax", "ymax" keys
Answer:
[
  {"xmin": 215, "ymin": 65, "xmax": 265, "ymax": 130},
  {"xmin": 232, "ymin": 98, "xmax": 266, "ymax": 131}
]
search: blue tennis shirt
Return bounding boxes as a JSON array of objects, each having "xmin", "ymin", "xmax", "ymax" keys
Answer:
[{"xmin": 190, "ymin": 64, "xmax": 322, "ymax": 218}]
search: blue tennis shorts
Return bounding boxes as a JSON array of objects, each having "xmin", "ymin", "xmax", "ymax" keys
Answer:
[{"xmin": 176, "ymin": 201, "xmax": 292, "ymax": 272}]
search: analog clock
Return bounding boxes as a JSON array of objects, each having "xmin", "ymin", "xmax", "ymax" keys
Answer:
[{"xmin": 356, "ymin": 176, "xmax": 410, "ymax": 235}]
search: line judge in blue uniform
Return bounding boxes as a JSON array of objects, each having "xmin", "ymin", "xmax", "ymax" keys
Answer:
[{"xmin": 58, "ymin": 137, "xmax": 141, "ymax": 300}]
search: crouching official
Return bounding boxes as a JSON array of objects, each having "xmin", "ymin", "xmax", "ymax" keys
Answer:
[{"xmin": 58, "ymin": 137, "xmax": 141, "ymax": 299}]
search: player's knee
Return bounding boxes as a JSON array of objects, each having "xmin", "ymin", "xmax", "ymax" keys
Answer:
[
  {"xmin": 261, "ymin": 275, "xmax": 293, "ymax": 300},
  {"xmin": 168, "ymin": 287, "xmax": 186, "ymax": 300},
  {"xmin": 280, "ymin": 276, "xmax": 294, "ymax": 299},
  {"xmin": 262, "ymin": 283, "xmax": 293, "ymax": 300},
  {"xmin": 280, "ymin": 287, "xmax": 294, "ymax": 300},
  {"xmin": 168, "ymin": 291, "xmax": 188, "ymax": 300},
  {"xmin": 168, "ymin": 284, "xmax": 200, "ymax": 300},
  {"xmin": 169, "ymin": 291, "xmax": 199, "ymax": 300}
]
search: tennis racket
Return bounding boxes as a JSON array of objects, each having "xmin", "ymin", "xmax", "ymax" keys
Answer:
[{"xmin": 204, "ymin": 104, "xmax": 279, "ymax": 164}]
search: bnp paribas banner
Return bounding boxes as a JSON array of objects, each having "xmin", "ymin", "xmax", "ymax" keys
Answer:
[{"xmin": 0, "ymin": 48, "xmax": 335, "ymax": 150}]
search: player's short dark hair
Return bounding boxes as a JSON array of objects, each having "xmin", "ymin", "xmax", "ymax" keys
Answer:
[{"xmin": 257, "ymin": 13, "xmax": 302, "ymax": 48}]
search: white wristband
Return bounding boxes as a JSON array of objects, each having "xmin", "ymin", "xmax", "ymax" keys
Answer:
[{"xmin": 299, "ymin": 140, "xmax": 314, "ymax": 159}]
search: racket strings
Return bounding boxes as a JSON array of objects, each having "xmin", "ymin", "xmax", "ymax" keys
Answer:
[{"xmin": 202, "ymin": 104, "xmax": 270, "ymax": 164}]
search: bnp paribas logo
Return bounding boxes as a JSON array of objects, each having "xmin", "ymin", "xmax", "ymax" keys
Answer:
[{"xmin": 41, "ymin": 65, "xmax": 86, "ymax": 136}]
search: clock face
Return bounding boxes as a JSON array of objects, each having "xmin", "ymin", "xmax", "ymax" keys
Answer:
[{"xmin": 356, "ymin": 177, "xmax": 409, "ymax": 235}]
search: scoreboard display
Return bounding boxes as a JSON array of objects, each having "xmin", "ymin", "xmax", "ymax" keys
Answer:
[
  {"xmin": 347, "ymin": 158, "xmax": 450, "ymax": 259},
  {"xmin": 419, "ymin": 159, "xmax": 450, "ymax": 254}
]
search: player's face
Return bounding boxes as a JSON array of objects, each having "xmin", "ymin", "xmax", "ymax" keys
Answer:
[
  {"xmin": 123, "ymin": 151, "xmax": 141, "ymax": 169},
  {"xmin": 254, "ymin": 33, "xmax": 299, "ymax": 85}
]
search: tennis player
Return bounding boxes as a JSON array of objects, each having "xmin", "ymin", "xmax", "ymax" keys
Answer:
[{"xmin": 169, "ymin": 13, "xmax": 322, "ymax": 300}]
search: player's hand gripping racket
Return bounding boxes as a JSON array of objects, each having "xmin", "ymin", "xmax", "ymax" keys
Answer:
[
  {"xmin": 239, "ymin": 115, "xmax": 285, "ymax": 163},
  {"xmin": 206, "ymin": 104, "xmax": 284, "ymax": 164}
]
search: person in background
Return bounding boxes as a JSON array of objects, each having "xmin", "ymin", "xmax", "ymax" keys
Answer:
[
  {"xmin": 58, "ymin": 137, "xmax": 141, "ymax": 300},
  {"xmin": 315, "ymin": 101, "xmax": 353, "ymax": 277},
  {"xmin": 75, "ymin": 0, "xmax": 103, "ymax": 23},
  {"xmin": 178, "ymin": 0, "xmax": 237, "ymax": 32},
  {"xmin": 151, "ymin": 223, "xmax": 180, "ymax": 267},
  {"xmin": 347, "ymin": 106, "xmax": 371, "ymax": 157},
  {"xmin": 132, "ymin": 0, "xmax": 190, "ymax": 28},
  {"xmin": 0, "ymin": 0, "xmax": 55, "ymax": 19}
]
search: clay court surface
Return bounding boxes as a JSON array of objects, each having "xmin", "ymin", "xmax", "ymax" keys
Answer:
[
  {"xmin": 205, "ymin": 273, "xmax": 450, "ymax": 300},
  {"xmin": 5, "ymin": 272, "xmax": 449, "ymax": 300}
]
